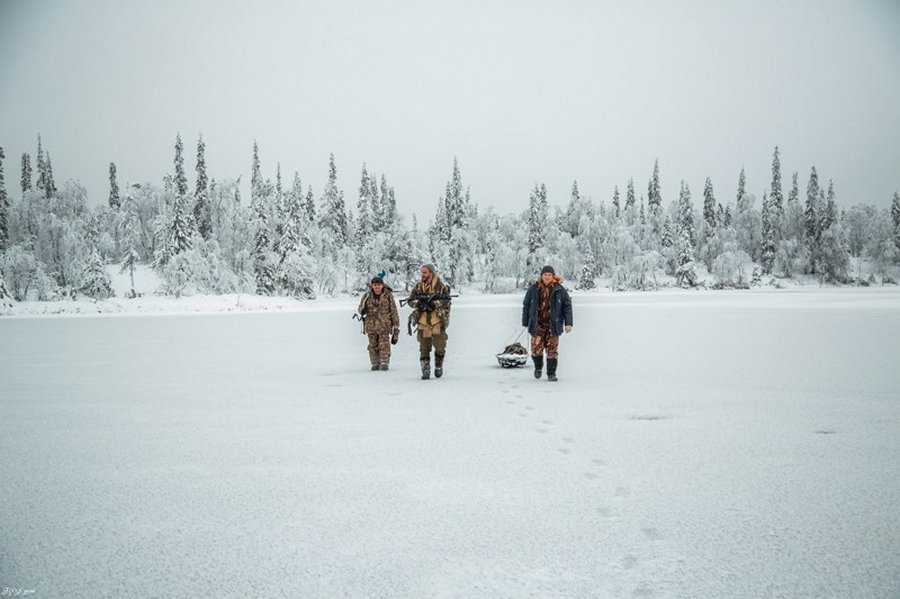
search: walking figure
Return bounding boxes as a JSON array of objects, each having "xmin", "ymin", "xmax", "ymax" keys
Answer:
[
  {"xmin": 357, "ymin": 276, "xmax": 400, "ymax": 371},
  {"xmin": 522, "ymin": 265, "xmax": 573, "ymax": 381}
]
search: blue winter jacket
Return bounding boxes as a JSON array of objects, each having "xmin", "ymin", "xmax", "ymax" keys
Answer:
[{"xmin": 522, "ymin": 278, "xmax": 573, "ymax": 336}]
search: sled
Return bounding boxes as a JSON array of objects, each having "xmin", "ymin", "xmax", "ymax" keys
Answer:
[{"xmin": 496, "ymin": 342, "xmax": 528, "ymax": 368}]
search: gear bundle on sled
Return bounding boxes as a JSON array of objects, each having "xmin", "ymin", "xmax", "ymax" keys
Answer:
[{"xmin": 496, "ymin": 342, "xmax": 529, "ymax": 368}]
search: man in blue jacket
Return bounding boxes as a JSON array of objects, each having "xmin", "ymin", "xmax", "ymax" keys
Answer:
[{"xmin": 522, "ymin": 265, "xmax": 573, "ymax": 382}]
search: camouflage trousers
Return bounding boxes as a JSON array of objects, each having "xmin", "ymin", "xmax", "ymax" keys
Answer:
[
  {"xmin": 367, "ymin": 332, "xmax": 392, "ymax": 366},
  {"xmin": 417, "ymin": 329, "xmax": 447, "ymax": 364},
  {"xmin": 530, "ymin": 332, "xmax": 560, "ymax": 359}
]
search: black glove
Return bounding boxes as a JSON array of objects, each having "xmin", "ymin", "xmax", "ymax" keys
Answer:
[{"xmin": 391, "ymin": 329, "xmax": 399, "ymax": 345}]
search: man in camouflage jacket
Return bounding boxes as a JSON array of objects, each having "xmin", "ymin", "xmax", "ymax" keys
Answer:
[
  {"xmin": 358, "ymin": 276, "xmax": 400, "ymax": 370},
  {"xmin": 407, "ymin": 264, "xmax": 452, "ymax": 380}
]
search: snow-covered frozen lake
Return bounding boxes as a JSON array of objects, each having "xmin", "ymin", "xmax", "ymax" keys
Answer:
[{"xmin": 2, "ymin": 289, "xmax": 899, "ymax": 597}]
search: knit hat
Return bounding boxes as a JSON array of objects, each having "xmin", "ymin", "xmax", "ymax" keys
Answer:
[
  {"xmin": 540, "ymin": 265, "xmax": 555, "ymax": 275},
  {"xmin": 422, "ymin": 264, "xmax": 436, "ymax": 274},
  {"xmin": 371, "ymin": 276, "xmax": 384, "ymax": 285}
]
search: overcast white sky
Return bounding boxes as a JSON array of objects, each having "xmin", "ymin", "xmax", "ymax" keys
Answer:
[{"xmin": 1, "ymin": 0, "xmax": 898, "ymax": 219}]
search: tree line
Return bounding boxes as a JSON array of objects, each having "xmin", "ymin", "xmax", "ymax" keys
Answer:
[{"xmin": 1, "ymin": 135, "xmax": 899, "ymax": 304}]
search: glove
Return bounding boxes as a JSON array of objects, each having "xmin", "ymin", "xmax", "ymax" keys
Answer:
[
  {"xmin": 564, "ymin": 325, "xmax": 572, "ymax": 334},
  {"xmin": 391, "ymin": 329, "xmax": 399, "ymax": 345}
]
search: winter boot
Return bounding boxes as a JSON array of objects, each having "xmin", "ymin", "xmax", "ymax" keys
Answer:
[
  {"xmin": 532, "ymin": 355, "xmax": 544, "ymax": 379},
  {"xmin": 547, "ymin": 357, "xmax": 558, "ymax": 382},
  {"xmin": 380, "ymin": 362, "xmax": 389, "ymax": 371},
  {"xmin": 420, "ymin": 359, "xmax": 431, "ymax": 380},
  {"xmin": 434, "ymin": 353, "xmax": 445, "ymax": 378},
  {"xmin": 371, "ymin": 364, "xmax": 380, "ymax": 371}
]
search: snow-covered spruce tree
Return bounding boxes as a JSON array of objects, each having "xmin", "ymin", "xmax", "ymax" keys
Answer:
[
  {"xmin": 702, "ymin": 176, "xmax": 717, "ymax": 231},
  {"xmin": 272, "ymin": 162, "xmax": 285, "ymax": 256},
  {"xmin": 276, "ymin": 172, "xmax": 314, "ymax": 298},
  {"xmin": 119, "ymin": 195, "xmax": 141, "ymax": 298},
  {"xmin": 438, "ymin": 157, "xmax": 475, "ymax": 286},
  {"xmin": 804, "ymin": 166, "xmax": 820, "ymax": 273},
  {"xmin": 355, "ymin": 164, "xmax": 375, "ymax": 276},
  {"xmin": 108, "ymin": 162, "xmax": 120, "ymax": 209},
  {"xmin": 612, "ymin": 186, "xmax": 621, "ymax": 219},
  {"xmin": 0, "ymin": 145, "xmax": 9, "ymax": 251},
  {"xmin": 647, "ymin": 158, "xmax": 662, "ymax": 233},
  {"xmin": 819, "ymin": 180, "xmax": 837, "ymax": 236},
  {"xmin": 697, "ymin": 176, "xmax": 718, "ymax": 272},
  {"xmin": 783, "ymin": 171, "xmax": 804, "ymax": 242},
  {"xmin": 35, "ymin": 136, "xmax": 46, "ymax": 197},
  {"xmin": 813, "ymin": 181, "xmax": 848, "ymax": 283},
  {"xmin": 624, "ymin": 178, "xmax": 636, "ymax": 225},
  {"xmin": 770, "ymin": 146, "xmax": 784, "ymax": 241},
  {"xmin": 318, "ymin": 153, "xmax": 349, "ymax": 254},
  {"xmin": 561, "ymin": 180, "xmax": 589, "ymax": 238},
  {"xmin": 45, "ymin": 154, "xmax": 57, "ymax": 198},
  {"xmin": 773, "ymin": 171, "xmax": 805, "ymax": 278},
  {"xmin": 674, "ymin": 180, "xmax": 697, "ymax": 287},
  {"xmin": 0, "ymin": 267, "xmax": 13, "ymax": 310},
  {"xmin": 735, "ymin": 166, "xmax": 747, "ymax": 213},
  {"xmin": 578, "ymin": 245, "xmax": 597, "ymax": 290},
  {"xmin": 173, "ymin": 133, "xmax": 188, "ymax": 197},
  {"xmin": 760, "ymin": 190, "xmax": 776, "ymax": 275},
  {"xmin": 381, "ymin": 174, "xmax": 397, "ymax": 228},
  {"xmin": 303, "ymin": 184, "xmax": 316, "ymax": 225},
  {"xmin": 731, "ymin": 166, "xmax": 760, "ymax": 262},
  {"xmin": 79, "ymin": 217, "xmax": 113, "ymax": 299},
  {"xmin": 251, "ymin": 184, "xmax": 276, "ymax": 295},
  {"xmin": 20, "ymin": 153, "xmax": 32, "ymax": 194},
  {"xmin": 526, "ymin": 182, "xmax": 549, "ymax": 278},
  {"xmin": 168, "ymin": 185, "xmax": 194, "ymax": 256},
  {"xmin": 661, "ymin": 216, "xmax": 674, "ymax": 249},
  {"xmin": 890, "ymin": 191, "xmax": 900, "ymax": 256},
  {"xmin": 193, "ymin": 133, "xmax": 212, "ymax": 241}
]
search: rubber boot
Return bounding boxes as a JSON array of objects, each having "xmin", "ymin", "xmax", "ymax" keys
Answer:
[
  {"xmin": 434, "ymin": 353, "xmax": 444, "ymax": 378},
  {"xmin": 532, "ymin": 355, "xmax": 544, "ymax": 379},
  {"xmin": 420, "ymin": 359, "xmax": 431, "ymax": 380},
  {"xmin": 547, "ymin": 357, "xmax": 558, "ymax": 382}
]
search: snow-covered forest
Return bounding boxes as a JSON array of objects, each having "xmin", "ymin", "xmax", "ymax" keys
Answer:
[{"xmin": 1, "ymin": 135, "xmax": 899, "ymax": 305}]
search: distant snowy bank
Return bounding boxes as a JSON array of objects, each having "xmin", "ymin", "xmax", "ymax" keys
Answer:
[{"xmin": 2, "ymin": 262, "xmax": 897, "ymax": 318}]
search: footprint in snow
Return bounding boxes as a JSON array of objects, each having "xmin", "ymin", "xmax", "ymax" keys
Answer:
[
  {"xmin": 614, "ymin": 487, "xmax": 631, "ymax": 498},
  {"xmin": 557, "ymin": 447, "xmax": 573, "ymax": 455},
  {"xmin": 536, "ymin": 428, "xmax": 549, "ymax": 434},
  {"xmin": 642, "ymin": 527, "xmax": 663, "ymax": 541},
  {"xmin": 583, "ymin": 472, "xmax": 600, "ymax": 480}
]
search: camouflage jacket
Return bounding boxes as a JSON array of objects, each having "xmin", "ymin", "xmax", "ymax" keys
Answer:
[
  {"xmin": 358, "ymin": 287, "xmax": 400, "ymax": 335},
  {"xmin": 407, "ymin": 275, "xmax": 452, "ymax": 333}
]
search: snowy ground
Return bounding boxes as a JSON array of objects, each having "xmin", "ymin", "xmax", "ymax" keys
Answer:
[{"xmin": 1, "ymin": 289, "xmax": 899, "ymax": 597}]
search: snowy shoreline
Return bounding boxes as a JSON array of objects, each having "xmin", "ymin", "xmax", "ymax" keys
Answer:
[{"xmin": 3, "ymin": 284, "xmax": 898, "ymax": 319}]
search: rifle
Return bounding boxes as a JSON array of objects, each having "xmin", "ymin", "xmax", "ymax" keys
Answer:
[
  {"xmin": 402, "ymin": 292, "xmax": 459, "ymax": 335},
  {"xmin": 399, "ymin": 292, "xmax": 459, "ymax": 309}
]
